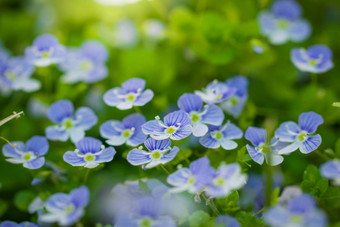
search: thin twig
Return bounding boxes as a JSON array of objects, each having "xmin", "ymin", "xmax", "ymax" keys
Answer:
[{"xmin": 0, "ymin": 111, "xmax": 24, "ymax": 127}]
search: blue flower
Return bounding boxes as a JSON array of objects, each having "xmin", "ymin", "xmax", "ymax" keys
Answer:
[
  {"xmin": 291, "ymin": 45, "xmax": 333, "ymax": 73},
  {"xmin": 199, "ymin": 122, "xmax": 243, "ymax": 150},
  {"xmin": 245, "ymin": 127, "xmax": 284, "ymax": 166},
  {"xmin": 275, "ymin": 111, "xmax": 323, "ymax": 155},
  {"xmin": 59, "ymin": 40, "xmax": 108, "ymax": 83},
  {"xmin": 142, "ymin": 110, "xmax": 192, "ymax": 140},
  {"xmin": 63, "ymin": 137, "xmax": 116, "ymax": 168},
  {"xmin": 215, "ymin": 215, "xmax": 240, "ymax": 227},
  {"xmin": 221, "ymin": 76, "xmax": 249, "ymax": 118},
  {"xmin": 177, "ymin": 93, "xmax": 224, "ymax": 137},
  {"xmin": 113, "ymin": 19, "xmax": 139, "ymax": 49},
  {"xmin": 127, "ymin": 138, "xmax": 179, "ymax": 169},
  {"xmin": 100, "ymin": 113, "xmax": 146, "ymax": 146},
  {"xmin": 2, "ymin": 136, "xmax": 49, "ymax": 169},
  {"xmin": 320, "ymin": 160, "xmax": 340, "ymax": 184},
  {"xmin": 264, "ymin": 194, "xmax": 328, "ymax": 227},
  {"xmin": 0, "ymin": 221, "xmax": 38, "ymax": 227},
  {"xmin": 103, "ymin": 78, "xmax": 154, "ymax": 110},
  {"xmin": 39, "ymin": 186, "xmax": 89, "ymax": 226},
  {"xmin": 253, "ymin": 45, "xmax": 264, "ymax": 54},
  {"xmin": 258, "ymin": 0, "xmax": 311, "ymax": 45},
  {"xmin": 167, "ymin": 156, "xmax": 215, "ymax": 193},
  {"xmin": 0, "ymin": 57, "xmax": 40, "ymax": 92},
  {"xmin": 25, "ymin": 34, "xmax": 66, "ymax": 67},
  {"xmin": 195, "ymin": 80, "xmax": 237, "ymax": 104},
  {"xmin": 205, "ymin": 163, "xmax": 247, "ymax": 198},
  {"xmin": 45, "ymin": 100, "xmax": 98, "ymax": 143}
]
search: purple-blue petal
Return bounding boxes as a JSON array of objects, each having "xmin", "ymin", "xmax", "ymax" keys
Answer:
[
  {"xmin": 63, "ymin": 151, "xmax": 86, "ymax": 166},
  {"xmin": 47, "ymin": 100, "xmax": 74, "ymax": 123},
  {"xmin": 127, "ymin": 149, "xmax": 152, "ymax": 166},
  {"xmin": 74, "ymin": 107, "xmax": 98, "ymax": 130},
  {"xmin": 246, "ymin": 145, "xmax": 264, "ymax": 165},
  {"xmin": 76, "ymin": 137, "xmax": 102, "ymax": 154},
  {"xmin": 122, "ymin": 78, "xmax": 146, "ymax": 92},
  {"xmin": 144, "ymin": 138, "xmax": 171, "ymax": 151},
  {"xmin": 122, "ymin": 113, "xmax": 146, "ymax": 129},
  {"xmin": 298, "ymin": 111, "xmax": 323, "ymax": 134},
  {"xmin": 177, "ymin": 93, "xmax": 203, "ymax": 113},
  {"xmin": 199, "ymin": 134, "xmax": 219, "ymax": 148},
  {"xmin": 25, "ymin": 136, "xmax": 49, "ymax": 156},
  {"xmin": 201, "ymin": 104, "xmax": 224, "ymax": 126},
  {"xmin": 164, "ymin": 110, "xmax": 191, "ymax": 127},
  {"xmin": 245, "ymin": 127, "xmax": 266, "ymax": 146},
  {"xmin": 23, "ymin": 157, "xmax": 45, "ymax": 169},
  {"xmin": 81, "ymin": 40, "xmax": 108, "ymax": 63},
  {"xmin": 271, "ymin": 0, "xmax": 301, "ymax": 20},
  {"xmin": 300, "ymin": 134, "xmax": 321, "ymax": 154},
  {"xmin": 320, "ymin": 160, "xmax": 340, "ymax": 180},
  {"xmin": 70, "ymin": 186, "xmax": 90, "ymax": 208},
  {"xmin": 95, "ymin": 147, "xmax": 116, "ymax": 163},
  {"xmin": 45, "ymin": 126, "xmax": 69, "ymax": 141},
  {"xmin": 134, "ymin": 89, "xmax": 154, "ymax": 106}
]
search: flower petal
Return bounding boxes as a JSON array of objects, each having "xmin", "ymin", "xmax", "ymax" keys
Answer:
[
  {"xmin": 300, "ymin": 134, "xmax": 321, "ymax": 154},
  {"xmin": 142, "ymin": 120, "xmax": 166, "ymax": 135},
  {"xmin": 144, "ymin": 138, "xmax": 171, "ymax": 151},
  {"xmin": 320, "ymin": 160, "xmax": 340, "ymax": 179},
  {"xmin": 26, "ymin": 136, "xmax": 49, "ymax": 156},
  {"xmin": 122, "ymin": 78, "xmax": 146, "ymax": 92},
  {"xmin": 298, "ymin": 111, "xmax": 323, "ymax": 134},
  {"xmin": 275, "ymin": 121, "xmax": 299, "ymax": 142},
  {"xmin": 245, "ymin": 127, "xmax": 266, "ymax": 146},
  {"xmin": 76, "ymin": 137, "xmax": 102, "ymax": 154},
  {"xmin": 70, "ymin": 186, "xmax": 90, "ymax": 208},
  {"xmin": 201, "ymin": 104, "xmax": 224, "ymax": 126},
  {"xmin": 192, "ymin": 122, "xmax": 209, "ymax": 137},
  {"xmin": 164, "ymin": 110, "xmax": 191, "ymax": 127},
  {"xmin": 2, "ymin": 142, "xmax": 25, "ymax": 158},
  {"xmin": 74, "ymin": 107, "xmax": 98, "ymax": 130},
  {"xmin": 177, "ymin": 93, "xmax": 203, "ymax": 113},
  {"xmin": 103, "ymin": 87, "xmax": 124, "ymax": 107},
  {"xmin": 246, "ymin": 145, "xmax": 264, "ymax": 165},
  {"xmin": 122, "ymin": 113, "xmax": 146, "ymax": 129},
  {"xmin": 265, "ymin": 153, "xmax": 284, "ymax": 166},
  {"xmin": 160, "ymin": 146, "xmax": 180, "ymax": 163},
  {"xmin": 45, "ymin": 126, "xmax": 69, "ymax": 141},
  {"xmin": 95, "ymin": 147, "xmax": 116, "ymax": 163},
  {"xmin": 100, "ymin": 120, "xmax": 123, "ymax": 138},
  {"xmin": 127, "ymin": 130, "xmax": 147, "ymax": 146},
  {"xmin": 23, "ymin": 157, "xmax": 45, "ymax": 169},
  {"xmin": 69, "ymin": 127, "xmax": 85, "ymax": 143},
  {"xmin": 63, "ymin": 151, "xmax": 86, "ymax": 166},
  {"xmin": 220, "ymin": 139, "xmax": 238, "ymax": 150},
  {"xmin": 199, "ymin": 134, "xmax": 219, "ymax": 148},
  {"xmin": 222, "ymin": 123, "xmax": 243, "ymax": 140},
  {"xmin": 170, "ymin": 125, "xmax": 193, "ymax": 140},
  {"xmin": 47, "ymin": 100, "xmax": 74, "ymax": 123},
  {"xmin": 277, "ymin": 141, "xmax": 301, "ymax": 155},
  {"xmin": 134, "ymin": 89, "xmax": 154, "ymax": 106},
  {"xmin": 127, "ymin": 149, "xmax": 152, "ymax": 166}
]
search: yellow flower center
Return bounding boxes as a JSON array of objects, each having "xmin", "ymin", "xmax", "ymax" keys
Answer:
[
  {"xmin": 187, "ymin": 176, "xmax": 196, "ymax": 184},
  {"xmin": 278, "ymin": 19, "xmax": 288, "ymax": 29},
  {"xmin": 84, "ymin": 154, "xmax": 95, "ymax": 162},
  {"xmin": 151, "ymin": 151, "xmax": 161, "ymax": 159},
  {"xmin": 64, "ymin": 204, "xmax": 75, "ymax": 214},
  {"xmin": 190, "ymin": 112, "xmax": 201, "ymax": 123},
  {"xmin": 122, "ymin": 129, "xmax": 131, "ymax": 138},
  {"xmin": 165, "ymin": 126, "xmax": 176, "ymax": 135},
  {"xmin": 22, "ymin": 152, "xmax": 33, "ymax": 161},
  {"xmin": 214, "ymin": 177, "xmax": 225, "ymax": 186},
  {"xmin": 229, "ymin": 96, "xmax": 238, "ymax": 106},
  {"xmin": 212, "ymin": 131, "xmax": 223, "ymax": 140},
  {"xmin": 139, "ymin": 218, "xmax": 152, "ymax": 227},
  {"xmin": 297, "ymin": 131, "xmax": 308, "ymax": 142},
  {"xmin": 126, "ymin": 93, "xmax": 136, "ymax": 102}
]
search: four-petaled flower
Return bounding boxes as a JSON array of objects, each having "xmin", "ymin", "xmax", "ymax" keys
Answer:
[
  {"xmin": 2, "ymin": 136, "xmax": 49, "ymax": 169},
  {"xmin": 177, "ymin": 93, "xmax": 224, "ymax": 137},
  {"xmin": 0, "ymin": 221, "xmax": 38, "ymax": 227},
  {"xmin": 245, "ymin": 127, "xmax": 284, "ymax": 166},
  {"xmin": 142, "ymin": 110, "xmax": 192, "ymax": 140},
  {"xmin": 100, "ymin": 113, "xmax": 146, "ymax": 146},
  {"xmin": 199, "ymin": 122, "xmax": 243, "ymax": 150},
  {"xmin": 275, "ymin": 111, "xmax": 323, "ymax": 155},
  {"xmin": 215, "ymin": 215, "xmax": 240, "ymax": 227},
  {"xmin": 63, "ymin": 137, "xmax": 116, "ymax": 168},
  {"xmin": 167, "ymin": 156, "xmax": 214, "ymax": 193},
  {"xmin": 39, "ymin": 186, "xmax": 90, "ymax": 226},
  {"xmin": 45, "ymin": 100, "xmax": 98, "ymax": 143},
  {"xmin": 291, "ymin": 45, "xmax": 333, "ymax": 73},
  {"xmin": 103, "ymin": 78, "xmax": 154, "ymax": 110},
  {"xmin": 320, "ymin": 160, "xmax": 340, "ymax": 186},
  {"xmin": 127, "ymin": 138, "xmax": 179, "ymax": 169},
  {"xmin": 25, "ymin": 34, "xmax": 66, "ymax": 67},
  {"xmin": 195, "ymin": 80, "xmax": 237, "ymax": 104},
  {"xmin": 59, "ymin": 40, "xmax": 108, "ymax": 83}
]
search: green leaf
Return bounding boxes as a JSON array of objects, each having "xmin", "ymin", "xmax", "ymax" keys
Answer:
[
  {"xmin": 215, "ymin": 191, "xmax": 240, "ymax": 213},
  {"xmin": 0, "ymin": 199, "xmax": 8, "ymax": 217},
  {"xmin": 237, "ymin": 146, "xmax": 252, "ymax": 163},
  {"xmin": 301, "ymin": 165, "xmax": 328, "ymax": 198},
  {"xmin": 235, "ymin": 211, "xmax": 265, "ymax": 227},
  {"xmin": 171, "ymin": 148, "xmax": 192, "ymax": 165},
  {"xmin": 188, "ymin": 210, "xmax": 211, "ymax": 227},
  {"xmin": 271, "ymin": 187, "xmax": 280, "ymax": 206},
  {"xmin": 14, "ymin": 190, "xmax": 35, "ymax": 212}
]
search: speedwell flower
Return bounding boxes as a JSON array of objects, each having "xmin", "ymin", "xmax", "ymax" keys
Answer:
[
  {"xmin": 195, "ymin": 80, "xmax": 237, "ymax": 104},
  {"xmin": 45, "ymin": 100, "xmax": 98, "ymax": 143},
  {"xmin": 291, "ymin": 45, "xmax": 333, "ymax": 73},
  {"xmin": 320, "ymin": 160, "xmax": 340, "ymax": 185},
  {"xmin": 100, "ymin": 113, "xmax": 146, "ymax": 146},
  {"xmin": 2, "ymin": 136, "xmax": 49, "ymax": 169},
  {"xmin": 142, "ymin": 110, "xmax": 192, "ymax": 140},
  {"xmin": 103, "ymin": 78, "xmax": 154, "ymax": 110},
  {"xmin": 199, "ymin": 122, "xmax": 243, "ymax": 150},
  {"xmin": 0, "ymin": 221, "xmax": 38, "ymax": 227},
  {"xmin": 127, "ymin": 138, "xmax": 179, "ymax": 169},
  {"xmin": 63, "ymin": 137, "xmax": 116, "ymax": 168},
  {"xmin": 39, "ymin": 186, "xmax": 89, "ymax": 226},
  {"xmin": 25, "ymin": 34, "xmax": 66, "ymax": 67},
  {"xmin": 215, "ymin": 215, "xmax": 240, "ymax": 227},
  {"xmin": 275, "ymin": 111, "xmax": 323, "ymax": 155},
  {"xmin": 177, "ymin": 93, "xmax": 224, "ymax": 137}
]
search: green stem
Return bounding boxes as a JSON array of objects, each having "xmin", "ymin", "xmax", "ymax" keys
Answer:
[
  {"xmin": 201, "ymin": 193, "xmax": 220, "ymax": 215},
  {"xmin": 264, "ymin": 147, "xmax": 272, "ymax": 207},
  {"xmin": 311, "ymin": 73, "xmax": 318, "ymax": 85},
  {"xmin": 315, "ymin": 150, "xmax": 330, "ymax": 161},
  {"xmin": 134, "ymin": 106, "xmax": 143, "ymax": 114},
  {"xmin": 83, "ymin": 168, "xmax": 91, "ymax": 184},
  {"xmin": 159, "ymin": 164, "xmax": 170, "ymax": 175},
  {"xmin": 253, "ymin": 207, "xmax": 265, "ymax": 216}
]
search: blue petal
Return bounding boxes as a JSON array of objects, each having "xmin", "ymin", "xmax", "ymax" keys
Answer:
[
  {"xmin": 122, "ymin": 78, "xmax": 145, "ymax": 92},
  {"xmin": 74, "ymin": 107, "xmax": 98, "ymax": 130},
  {"xmin": 103, "ymin": 87, "xmax": 124, "ymax": 107},
  {"xmin": 220, "ymin": 139, "xmax": 238, "ymax": 150},
  {"xmin": 170, "ymin": 125, "xmax": 192, "ymax": 140},
  {"xmin": 136, "ymin": 196, "xmax": 161, "ymax": 217},
  {"xmin": 2, "ymin": 142, "xmax": 25, "ymax": 158},
  {"xmin": 134, "ymin": 89, "xmax": 154, "ymax": 106},
  {"xmin": 95, "ymin": 147, "xmax": 116, "ymax": 163},
  {"xmin": 160, "ymin": 146, "xmax": 180, "ymax": 163},
  {"xmin": 199, "ymin": 134, "xmax": 219, "ymax": 148},
  {"xmin": 63, "ymin": 151, "xmax": 86, "ymax": 166},
  {"xmin": 144, "ymin": 138, "xmax": 171, "ymax": 151},
  {"xmin": 192, "ymin": 122, "xmax": 209, "ymax": 137},
  {"xmin": 47, "ymin": 100, "xmax": 74, "ymax": 123},
  {"xmin": 177, "ymin": 93, "xmax": 203, "ymax": 113},
  {"xmin": 266, "ymin": 153, "xmax": 284, "ymax": 166},
  {"xmin": 277, "ymin": 141, "xmax": 300, "ymax": 155},
  {"xmin": 45, "ymin": 193, "xmax": 70, "ymax": 211},
  {"xmin": 23, "ymin": 157, "xmax": 45, "ymax": 169},
  {"xmin": 264, "ymin": 207, "xmax": 290, "ymax": 226},
  {"xmin": 122, "ymin": 113, "xmax": 146, "ymax": 129},
  {"xmin": 246, "ymin": 145, "xmax": 264, "ymax": 165},
  {"xmin": 99, "ymin": 120, "xmax": 123, "ymax": 138},
  {"xmin": 81, "ymin": 40, "xmax": 108, "ymax": 63},
  {"xmin": 142, "ymin": 120, "xmax": 167, "ymax": 136},
  {"xmin": 190, "ymin": 156, "xmax": 210, "ymax": 176},
  {"xmin": 222, "ymin": 123, "xmax": 243, "ymax": 140},
  {"xmin": 167, "ymin": 168, "xmax": 191, "ymax": 187},
  {"xmin": 26, "ymin": 136, "xmax": 49, "ymax": 156},
  {"xmin": 289, "ymin": 19, "xmax": 311, "ymax": 42},
  {"xmin": 300, "ymin": 134, "xmax": 321, "ymax": 154},
  {"xmin": 275, "ymin": 121, "xmax": 299, "ymax": 142},
  {"xmin": 298, "ymin": 112, "xmax": 323, "ymax": 134},
  {"xmin": 226, "ymin": 75, "xmax": 248, "ymax": 97},
  {"xmin": 258, "ymin": 12, "xmax": 276, "ymax": 35},
  {"xmin": 76, "ymin": 137, "xmax": 102, "ymax": 154},
  {"xmin": 69, "ymin": 127, "xmax": 85, "ymax": 143},
  {"xmin": 201, "ymin": 104, "xmax": 224, "ymax": 126},
  {"xmin": 83, "ymin": 65, "xmax": 108, "ymax": 83},
  {"xmin": 70, "ymin": 186, "xmax": 90, "ymax": 208},
  {"xmin": 288, "ymin": 194, "xmax": 315, "ymax": 214},
  {"xmin": 127, "ymin": 129, "xmax": 147, "ymax": 146},
  {"xmin": 245, "ymin": 127, "xmax": 266, "ymax": 146},
  {"xmin": 45, "ymin": 126, "xmax": 69, "ymax": 141},
  {"xmin": 127, "ymin": 149, "xmax": 152, "ymax": 166},
  {"xmin": 307, "ymin": 45, "xmax": 332, "ymax": 60},
  {"xmin": 271, "ymin": 0, "xmax": 301, "ymax": 20},
  {"xmin": 215, "ymin": 215, "xmax": 240, "ymax": 227},
  {"xmin": 164, "ymin": 110, "xmax": 191, "ymax": 127},
  {"xmin": 320, "ymin": 160, "xmax": 340, "ymax": 180},
  {"xmin": 105, "ymin": 135, "xmax": 126, "ymax": 146},
  {"xmin": 32, "ymin": 34, "xmax": 59, "ymax": 50}
]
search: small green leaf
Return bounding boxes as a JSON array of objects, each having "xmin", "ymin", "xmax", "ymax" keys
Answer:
[
  {"xmin": 188, "ymin": 210, "xmax": 211, "ymax": 227},
  {"xmin": 14, "ymin": 190, "xmax": 35, "ymax": 211},
  {"xmin": 271, "ymin": 187, "xmax": 280, "ymax": 206},
  {"xmin": 301, "ymin": 165, "xmax": 328, "ymax": 198},
  {"xmin": 215, "ymin": 191, "xmax": 240, "ymax": 213}
]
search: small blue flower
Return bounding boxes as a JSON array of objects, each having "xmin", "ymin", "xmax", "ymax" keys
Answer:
[
  {"xmin": 59, "ymin": 40, "xmax": 108, "ymax": 83},
  {"xmin": 127, "ymin": 138, "xmax": 179, "ymax": 169},
  {"xmin": 100, "ymin": 113, "xmax": 146, "ymax": 146},
  {"xmin": 0, "ymin": 57, "xmax": 40, "ymax": 92},
  {"xmin": 143, "ymin": 19, "xmax": 166, "ymax": 41},
  {"xmin": 253, "ymin": 45, "xmax": 264, "ymax": 54},
  {"xmin": 195, "ymin": 80, "xmax": 237, "ymax": 104},
  {"xmin": 2, "ymin": 136, "xmax": 49, "ymax": 169},
  {"xmin": 221, "ymin": 76, "xmax": 249, "ymax": 118},
  {"xmin": 103, "ymin": 78, "xmax": 154, "ymax": 110},
  {"xmin": 0, "ymin": 221, "xmax": 38, "ymax": 227},
  {"xmin": 177, "ymin": 93, "xmax": 224, "ymax": 137},
  {"xmin": 264, "ymin": 194, "xmax": 328, "ymax": 227},
  {"xmin": 142, "ymin": 110, "xmax": 192, "ymax": 140},
  {"xmin": 205, "ymin": 163, "xmax": 247, "ymax": 198},
  {"xmin": 39, "ymin": 186, "xmax": 89, "ymax": 226},
  {"xmin": 167, "ymin": 156, "xmax": 215, "ymax": 194},
  {"xmin": 45, "ymin": 100, "xmax": 98, "ymax": 143},
  {"xmin": 199, "ymin": 122, "xmax": 243, "ymax": 150},
  {"xmin": 275, "ymin": 111, "xmax": 323, "ymax": 155},
  {"xmin": 113, "ymin": 19, "xmax": 139, "ymax": 49},
  {"xmin": 215, "ymin": 215, "xmax": 240, "ymax": 227},
  {"xmin": 25, "ymin": 34, "xmax": 66, "ymax": 67},
  {"xmin": 291, "ymin": 45, "xmax": 333, "ymax": 74},
  {"xmin": 63, "ymin": 137, "xmax": 116, "ymax": 168},
  {"xmin": 320, "ymin": 160, "xmax": 340, "ymax": 184},
  {"xmin": 258, "ymin": 0, "xmax": 311, "ymax": 45},
  {"xmin": 245, "ymin": 127, "xmax": 284, "ymax": 166}
]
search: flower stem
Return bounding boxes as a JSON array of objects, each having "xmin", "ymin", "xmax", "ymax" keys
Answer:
[
  {"xmin": 201, "ymin": 193, "xmax": 220, "ymax": 215},
  {"xmin": 314, "ymin": 150, "xmax": 330, "ymax": 161},
  {"xmin": 83, "ymin": 169, "xmax": 91, "ymax": 184},
  {"xmin": 159, "ymin": 164, "xmax": 170, "ymax": 175},
  {"xmin": 0, "ymin": 111, "xmax": 24, "ymax": 127},
  {"xmin": 134, "ymin": 106, "xmax": 143, "ymax": 114}
]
